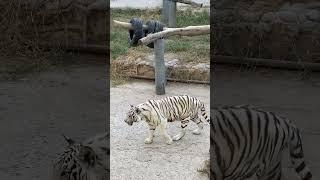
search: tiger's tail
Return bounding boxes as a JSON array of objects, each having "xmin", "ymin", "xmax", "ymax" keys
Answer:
[
  {"xmin": 289, "ymin": 126, "xmax": 312, "ymax": 180},
  {"xmin": 200, "ymin": 103, "xmax": 210, "ymax": 124}
]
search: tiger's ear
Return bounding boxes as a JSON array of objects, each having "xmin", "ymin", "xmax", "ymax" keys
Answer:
[
  {"xmin": 135, "ymin": 107, "xmax": 141, "ymax": 114},
  {"xmin": 62, "ymin": 134, "xmax": 75, "ymax": 145},
  {"xmin": 130, "ymin": 104, "xmax": 134, "ymax": 109},
  {"xmin": 77, "ymin": 145, "xmax": 96, "ymax": 167}
]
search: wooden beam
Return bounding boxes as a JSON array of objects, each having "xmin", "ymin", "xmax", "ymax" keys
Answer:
[
  {"xmin": 112, "ymin": 20, "xmax": 171, "ymax": 30},
  {"xmin": 139, "ymin": 25, "xmax": 210, "ymax": 45},
  {"xmin": 113, "ymin": 20, "xmax": 209, "ymax": 45},
  {"xmin": 172, "ymin": 0, "xmax": 203, "ymax": 7}
]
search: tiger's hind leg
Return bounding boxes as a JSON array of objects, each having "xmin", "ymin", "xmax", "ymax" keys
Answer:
[
  {"xmin": 172, "ymin": 117, "xmax": 189, "ymax": 141},
  {"xmin": 259, "ymin": 162, "xmax": 282, "ymax": 180},
  {"xmin": 191, "ymin": 115, "xmax": 204, "ymax": 135}
]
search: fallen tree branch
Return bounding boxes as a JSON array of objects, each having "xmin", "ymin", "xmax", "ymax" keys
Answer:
[
  {"xmin": 138, "ymin": 25, "xmax": 210, "ymax": 45},
  {"xmin": 171, "ymin": 0, "xmax": 203, "ymax": 7},
  {"xmin": 113, "ymin": 19, "xmax": 209, "ymax": 45},
  {"xmin": 113, "ymin": 20, "xmax": 171, "ymax": 30},
  {"xmin": 213, "ymin": 55, "xmax": 320, "ymax": 71}
]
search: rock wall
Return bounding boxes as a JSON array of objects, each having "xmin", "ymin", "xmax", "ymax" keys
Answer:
[
  {"xmin": 212, "ymin": 0, "xmax": 320, "ymax": 62},
  {"xmin": 113, "ymin": 54, "xmax": 210, "ymax": 83},
  {"xmin": 32, "ymin": 0, "xmax": 108, "ymax": 45},
  {"xmin": 0, "ymin": 0, "xmax": 108, "ymax": 47}
]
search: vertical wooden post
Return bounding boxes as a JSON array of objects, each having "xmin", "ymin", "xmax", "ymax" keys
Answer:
[
  {"xmin": 154, "ymin": 39, "xmax": 166, "ymax": 95},
  {"xmin": 162, "ymin": 0, "xmax": 177, "ymax": 27}
]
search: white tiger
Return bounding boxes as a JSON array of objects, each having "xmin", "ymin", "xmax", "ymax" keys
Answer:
[
  {"xmin": 124, "ymin": 95, "xmax": 210, "ymax": 144},
  {"xmin": 52, "ymin": 133, "xmax": 109, "ymax": 180},
  {"xmin": 197, "ymin": 105, "xmax": 312, "ymax": 180}
]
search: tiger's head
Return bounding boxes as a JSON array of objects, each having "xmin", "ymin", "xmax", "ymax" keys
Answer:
[
  {"xmin": 124, "ymin": 105, "xmax": 141, "ymax": 126},
  {"xmin": 52, "ymin": 134, "xmax": 108, "ymax": 180}
]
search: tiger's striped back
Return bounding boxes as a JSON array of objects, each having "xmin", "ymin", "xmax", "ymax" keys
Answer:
[
  {"xmin": 211, "ymin": 105, "xmax": 312, "ymax": 180},
  {"xmin": 144, "ymin": 95, "xmax": 210, "ymax": 124},
  {"xmin": 52, "ymin": 133, "xmax": 109, "ymax": 180}
]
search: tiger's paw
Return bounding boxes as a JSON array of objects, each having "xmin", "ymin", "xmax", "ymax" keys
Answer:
[
  {"xmin": 166, "ymin": 138, "xmax": 173, "ymax": 145},
  {"xmin": 144, "ymin": 138, "xmax": 153, "ymax": 144},
  {"xmin": 192, "ymin": 129, "xmax": 201, "ymax": 135},
  {"xmin": 197, "ymin": 159, "xmax": 210, "ymax": 175},
  {"xmin": 173, "ymin": 133, "xmax": 185, "ymax": 141}
]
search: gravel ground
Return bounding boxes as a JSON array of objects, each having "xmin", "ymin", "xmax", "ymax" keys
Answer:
[
  {"xmin": 1, "ymin": 58, "xmax": 319, "ymax": 180},
  {"xmin": 110, "ymin": 81, "xmax": 210, "ymax": 180}
]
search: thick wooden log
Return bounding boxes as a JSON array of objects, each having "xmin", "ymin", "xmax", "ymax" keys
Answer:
[
  {"xmin": 172, "ymin": 0, "xmax": 203, "ymax": 7},
  {"xmin": 112, "ymin": 20, "xmax": 171, "ymax": 30},
  {"xmin": 113, "ymin": 20, "xmax": 209, "ymax": 45},
  {"xmin": 139, "ymin": 25, "xmax": 210, "ymax": 45}
]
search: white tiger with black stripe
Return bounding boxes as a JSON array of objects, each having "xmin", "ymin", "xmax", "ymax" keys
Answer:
[
  {"xmin": 124, "ymin": 95, "xmax": 210, "ymax": 145},
  {"xmin": 52, "ymin": 133, "xmax": 109, "ymax": 180},
  {"xmin": 198, "ymin": 105, "xmax": 312, "ymax": 180}
]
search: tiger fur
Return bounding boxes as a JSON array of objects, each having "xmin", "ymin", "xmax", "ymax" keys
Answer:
[
  {"xmin": 197, "ymin": 105, "xmax": 312, "ymax": 180},
  {"xmin": 52, "ymin": 133, "xmax": 109, "ymax": 180},
  {"xmin": 124, "ymin": 95, "xmax": 210, "ymax": 144}
]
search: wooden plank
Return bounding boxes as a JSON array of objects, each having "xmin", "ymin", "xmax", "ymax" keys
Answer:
[
  {"xmin": 139, "ymin": 25, "xmax": 210, "ymax": 45},
  {"xmin": 113, "ymin": 20, "xmax": 172, "ymax": 30},
  {"xmin": 172, "ymin": 0, "xmax": 203, "ymax": 7}
]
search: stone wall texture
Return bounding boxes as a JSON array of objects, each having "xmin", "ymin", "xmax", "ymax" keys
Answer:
[
  {"xmin": 32, "ymin": 0, "xmax": 108, "ymax": 45},
  {"xmin": 212, "ymin": 0, "xmax": 320, "ymax": 62},
  {"xmin": 0, "ymin": 0, "xmax": 108, "ymax": 48},
  {"xmin": 114, "ymin": 54, "xmax": 210, "ymax": 82}
]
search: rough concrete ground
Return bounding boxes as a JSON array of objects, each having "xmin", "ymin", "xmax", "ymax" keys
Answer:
[
  {"xmin": 1, "ymin": 57, "xmax": 319, "ymax": 180},
  {"xmin": 110, "ymin": 81, "xmax": 210, "ymax": 180},
  {"xmin": 0, "ymin": 57, "xmax": 107, "ymax": 180},
  {"xmin": 214, "ymin": 65, "xmax": 320, "ymax": 180}
]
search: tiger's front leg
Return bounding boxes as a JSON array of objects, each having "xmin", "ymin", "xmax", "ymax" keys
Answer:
[
  {"xmin": 191, "ymin": 116, "xmax": 204, "ymax": 135},
  {"xmin": 144, "ymin": 125, "xmax": 156, "ymax": 144},
  {"xmin": 172, "ymin": 117, "xmax": 189, "ymax": 141},
  {"xmin": 159, "ymin": 118, "xmax": 173, "ymax": 145}
]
